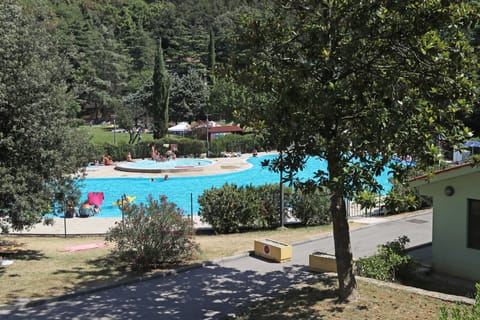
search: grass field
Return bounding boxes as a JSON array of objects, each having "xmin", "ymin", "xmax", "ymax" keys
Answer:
[
  {"xmin": 229, "ymin": 279, "xmax": 457, "ymax": 320},
  {"xmin": 80, "ymin": 125, "xmax": 154, "ymax": 145}
]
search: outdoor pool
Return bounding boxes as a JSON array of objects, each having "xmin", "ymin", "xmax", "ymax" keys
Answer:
[
  {"xmin": 74, "ymin": 155, "xmax": 392, "ymax": 218},
  {"xmin": 115, "ymin": 158, "xmax": 213, "ymax": 173}
]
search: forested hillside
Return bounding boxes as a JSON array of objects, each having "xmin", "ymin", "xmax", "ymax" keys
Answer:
[{"xmin": 15, "ymin": 0, "xmax": 265, "ymax": 125}]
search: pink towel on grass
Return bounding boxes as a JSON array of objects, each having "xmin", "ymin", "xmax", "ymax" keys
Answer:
[{"xmin": 63, "ymin": 243, "xmax": 106, "ymax": 252}]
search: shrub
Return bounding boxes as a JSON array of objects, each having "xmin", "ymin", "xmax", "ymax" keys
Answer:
[
  {"xmin": 209, "ymin": 133, "xmax": 260, "ymax": 157},
  {"xmin": 383, "ymin": 169, "xmax": 432, "ymax": 215},
  {"xmin": 160, "ymin": 136, "xmax": 205, "ymax": 157},
  {"xmin": 254, "ymin": 184, "xmax": 293, "ymax": 228},
  {"xmin": 199, "ymin": 183, "xmax": 334, "ymax": 233},
  {"xmin": 384, "ymin": 178, "xmax": 421, "ymax": 215},
  {"xmin": 440, "ymin": 283, "xmax": 480, "ymax": 320},
  {"xmin": 106, "ymin": 195, "xmax": 199, "ymax": 271},
  {"xmin": 355, "ymin": 235, "xmax": 416, "ymax": 281},
  {"xmin": 95, "ymin": 136, "xmax": 207, "ymax": 162},
  {"xmin": 355, "ymin": 191, "xmax": 380, "ymax": 211},
  {"xmin": 198, "ymin": 184, "xmax": 245, "ymax": 233},
  {"xmin": 198, "ymin": 183, "xmax": 288, "ymax": 233},
  {"xmin": 292, "ymin": 189, "xmax": 331, "ymax": 226}
]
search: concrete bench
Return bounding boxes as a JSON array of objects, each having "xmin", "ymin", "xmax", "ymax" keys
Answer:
[
  {"xmin": 254, "ymin": 239, "xmax": 292, "ymax": 263},
  {"xmin": 309, "ymin": 252, "xmax": 337, "ymax": 273}
]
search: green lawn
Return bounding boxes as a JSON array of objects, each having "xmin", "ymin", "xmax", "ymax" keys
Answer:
[
  {"xmin": 80, "ymin": 125, "xmax": 154, "ymax": 145},
  {"xmin": 229, "ymin": 279, "xmax": 460, "ymax": 320}
]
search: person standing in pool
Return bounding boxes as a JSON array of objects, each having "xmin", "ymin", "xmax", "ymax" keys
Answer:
[{"xmin": 150, "ymin": 145, "xmax": 156, "ymax": 160}]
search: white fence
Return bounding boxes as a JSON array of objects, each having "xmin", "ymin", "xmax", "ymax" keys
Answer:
[{"xmin": 346, "ymin": 196, "xmax": 385, "ymax": 217}]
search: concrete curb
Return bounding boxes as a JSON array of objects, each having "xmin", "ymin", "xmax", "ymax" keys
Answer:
[{"xmin": 356, "ymin": 275, "xmax": 475, "ymax": 305}]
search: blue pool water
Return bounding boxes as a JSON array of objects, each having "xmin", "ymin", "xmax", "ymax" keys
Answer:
[{"xmin": 75, "ymin": 155, "xmax": 392, "ymax": 218}]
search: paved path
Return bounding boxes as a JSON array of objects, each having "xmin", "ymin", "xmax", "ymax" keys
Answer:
[{"xmin": 3, "ymin": 212, "xmax": 432, "ymax": 319}]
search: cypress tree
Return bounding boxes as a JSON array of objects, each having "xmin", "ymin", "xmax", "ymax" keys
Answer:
[
  {"xmin": 151, "ymin": 38, "xmax": 170, "ymax": 139},
  {"xmin": 207, "ymin": 26, "xmax": 216, "ymax": 85}
]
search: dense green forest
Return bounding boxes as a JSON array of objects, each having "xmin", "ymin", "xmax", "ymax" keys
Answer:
[
  {"xmin": 15, "ymin": 0, "xmax": 266, "ymax": 126},
  {"xmin": 9, "ymin": 0, "xmax": 480, "ymax": 135}
]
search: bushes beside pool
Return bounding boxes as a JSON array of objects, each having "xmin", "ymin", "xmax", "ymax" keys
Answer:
[{"xmin": 198, "ymin": 183, "xmax": 331, "ymax": 234}]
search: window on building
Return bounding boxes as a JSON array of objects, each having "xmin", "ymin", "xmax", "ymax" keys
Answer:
[{"xmin": 467, "ymin": 199, "xmax": 480, "ymax": 249}]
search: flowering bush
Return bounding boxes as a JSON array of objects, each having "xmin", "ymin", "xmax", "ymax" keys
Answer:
[{"xmin": 106, "ymin": 195, "xmax": 199, "ymax": 270}]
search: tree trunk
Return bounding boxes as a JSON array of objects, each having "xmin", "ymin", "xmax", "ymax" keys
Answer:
[
  {"xmin": 328, "ymin": 157, "xmax": 357, "ymax": 301},
  {"xmin": 330, "ymin": 191, "xmax": 356, "ymax": 301}
]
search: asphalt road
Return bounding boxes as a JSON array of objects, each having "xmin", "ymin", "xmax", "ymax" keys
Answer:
[{"xmin": 2, "ymin": 212, "xmax": 432, "ymax": 320}]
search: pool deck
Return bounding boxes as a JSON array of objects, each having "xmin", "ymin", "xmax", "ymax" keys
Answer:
[{"xmin": 11, "ymin": 152, "xmax": 270, "ymax": 236}]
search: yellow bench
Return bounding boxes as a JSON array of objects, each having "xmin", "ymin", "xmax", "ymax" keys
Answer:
[{"xmin": 254, "ymin": 239, "xmax": 292, "ymax": 263}]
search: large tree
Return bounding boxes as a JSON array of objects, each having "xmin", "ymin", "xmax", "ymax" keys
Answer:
[
  {"xmin": 0, "ymin": 0, "xmax": 92, "ymax": 232},
  {"xmin": 234, "ymin": 0, "xmax": 479, "ymax": 300},
  {"xmin": 170, "ymin": 69, "xmax": 210, "ymax": 122},
  {"xmin": 150, "ymin": 38, "xmax": 171, "ymax": 139}
]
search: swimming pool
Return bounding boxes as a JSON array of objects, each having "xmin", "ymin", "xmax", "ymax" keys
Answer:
[
  {"xmin": 115, "ymin": 158, "xmax": 213, "ymax": 173},
  {"xmin": 75, "ymin": 155, "xmax": 392, "ymax": 218}
]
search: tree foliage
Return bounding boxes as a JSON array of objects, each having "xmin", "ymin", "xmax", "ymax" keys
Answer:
[
  {"xmin": 11, "ymin": 0, "xmax": 270, "ymax": 128},
  {"xmin": 0, "ymin": 0, "xmax": 92, "ymax": 232},
  {"xmin": 170, "ymin": 69, "xmax": 209, "ymax": 122},
  {"xmin": 233, "ymin": 0, "xmax": 479, "ymax": 300}
]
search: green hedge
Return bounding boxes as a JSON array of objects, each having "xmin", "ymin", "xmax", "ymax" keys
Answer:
[
  {"xmin": 292, "ymin": 189, "xmax": 331, "ymax": 226},
  {"xmin": 198, "ymin": 183, "xmax": 289, "ymax": 233},
  {"xmin": 198, "ymin": 183, "xmax": 331, "ymax": 234},
  {"xmin": 93, "ymin": 137, "xmax": 207, "ymax": 162},
  {"xmin": 209, "ymin": 133, "xmax": 265, "ymax": 157},
  {"xmin": 91, "ymin": 133, "xmax": 272, "ymax": 161}
]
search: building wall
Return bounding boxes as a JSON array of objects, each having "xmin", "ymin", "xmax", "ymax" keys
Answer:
[{"xmin": 419, "ymin": 172, "xmax": 480, "ymax": 281}]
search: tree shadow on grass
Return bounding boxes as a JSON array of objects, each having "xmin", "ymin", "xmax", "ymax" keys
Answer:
[
  {"xmin": 230, "ymin": 278, "xmax": 339, "ymax": 320},
  {"xmin": 0, "ymin": 239, "xmax": 46, "ymax": 278},
  {"xmin": 8, "ymin": 259, "xmax": 337, "ymax": 319},
  {"xmin": 50, "ymin": 252, "xmax": 142, "ymax": 292},
  {"xmin": 0, "ymin": 239, "xmax": 45, "ymax": 259}
]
